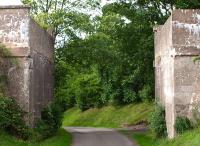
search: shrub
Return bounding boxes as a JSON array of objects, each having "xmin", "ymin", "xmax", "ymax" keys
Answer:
[
  {"xmin": 36, "ymin": 102, "xmax": 63, "ymax": 139},
  {"xmin": 123, "ymin": 88, "xmax": 138, "ymax": 103},
  {"xmin": 99, "ymin": 83, "xmax": 112, "ymax": 105},
  {"xmin": 55, "ymin": 90, "xmax": 75, "ymax": 112},
  {"xmin": 0, "ymin": 96, "xmax": 30, "ymax": 140},
  {"xmin": 139, "ymin": 84, "xmax": 153, "ymax": 102},
  {"xmin": 175, "ymin": 116, "xmax": 193, "ymax": 134},
  {"xmin": 74, "ymin": 71, "xmax": 102, "ymax": 111},
  {"xmin": 149, "ymin": 105, "xmax": 167, "ymax": 137}
]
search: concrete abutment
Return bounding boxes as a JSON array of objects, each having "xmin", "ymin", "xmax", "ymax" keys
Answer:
[
  {"xmin": 0, "ymin": 5, "xmax": 54, "ymax": 126},
  {"xmin": 154, "ymin": 9, "xmax": 200, "ymax": 138}
]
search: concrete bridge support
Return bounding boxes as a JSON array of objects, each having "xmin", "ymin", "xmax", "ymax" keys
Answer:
[
  {"xmin": 154, "ymin": 9, "xmax": 200, "ymax": 138},
  {"xmin": 0, "ymin": 5, "xmax": 54, "ymax": 126}
]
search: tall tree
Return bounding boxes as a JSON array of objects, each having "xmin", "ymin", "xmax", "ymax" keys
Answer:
[{"xmin": 22, "ymin": 0, "xmax": 100, "ymax": 45}]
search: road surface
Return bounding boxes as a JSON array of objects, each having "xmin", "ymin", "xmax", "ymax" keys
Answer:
[{"xmin": 65, "ymin": 127, "xmax": 138, "ymax": 146}]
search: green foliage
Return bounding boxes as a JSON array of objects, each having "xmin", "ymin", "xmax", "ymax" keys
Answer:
[
  {"xmin": 0, "ymin": 44, "xmax": 12, "ymax": 56},
  {"xmin": 0, "ymin": 44, "xmax": 18, "ymax": 65},
  {"xmin": 149, "ymin": 105, "xmax": 167, "ymax": 137},
  {"xmin": 36, "ymin": 102, "xmax": 63, "ymax": 139},
  {"xmin": 24, "ymin": 1, "xmax": 160, "ymax": 111},
  {"xmin": 55, "ymin": 63, "xmax": 103, "ymax": 111},
  {"xmin": 73, "ymin": 67, "xmax": 102, "ymax": 111},
  {"xmin": 159, "ymin": 127, "xmax": 200, "ymax": 146},
  {"xmin": 55, "ymin": 60, "xmax": 76, "ymax": 110},
  {"xmin": 54, "ymin": 1, "xmax": 156, "ymax": 109},
  {"xmin": 25, "ymin": 0, "xmax": 200, "ymax": 113},
  {"xmin": 139, "ymin": 84, "xmax": 153, "ymax": 102},
  {"xmin": 123, "ymin": 88, "xmax": 138, "ymax": 104},
  {"xmin": 0, "ymin": 96, "xmax": 29, "ymax": 140},
  {"xmin": 175, "ymin": 0, "xmax": 200, "ymax": 9},
  {"xmin": 0, "ymin": 129, "xmax": 72, "ymax": 146},
  {"xmin": 22, "ymin": 0, "xmax": 100, "ymax": 43},
  {"xmin": 127, "ymin": 125, "xmax": 200, "ymax": 146},
  {"xmin": 175, "ymin": 116, "xmax": 193, "ymax": 134},
  {"xmin": 0, "ymin": 75, "xmax": 7, "ymax": 96},
  {"xmin": 0, "ymin": 44, "xmax": 28, "ymax": 140},
  {"xmin": 130, "ymin": 132, "xmax": 159, "ymax": 146}
]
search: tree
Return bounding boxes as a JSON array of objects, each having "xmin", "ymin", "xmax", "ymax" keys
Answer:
[
  {"xmin": 22, "ymin": 0, "xmax": 100, "ymax": 45},
  {"xmin": 27, "ymin": 0, "xmax": 200, "ymax": 110}
]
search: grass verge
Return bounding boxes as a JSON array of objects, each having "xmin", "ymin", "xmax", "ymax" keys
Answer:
[
  {"xmin": 128, "ymin": 127, "xmax": 200, "ymax": 146},
  {"xmin": 63, "ymin": 103, "xmax": 153, "ymax": 128},
  {"xmin": 0, "ymin": 129, "xmax": 72, "ymax": 146}
]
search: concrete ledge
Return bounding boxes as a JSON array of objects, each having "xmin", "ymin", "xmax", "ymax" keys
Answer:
[
  {"xmin": 1, "ymin": 47, "xmax": 30, "ymax": 57},
  {"xmin": 0, "ymin": 5, "xmax": 30, "ymax": 9}
]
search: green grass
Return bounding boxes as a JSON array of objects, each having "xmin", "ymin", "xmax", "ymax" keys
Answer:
[
  {"xmin": 129, "ymin": 131, "xmax": 162, "ymax": 146},
  {"xmin": 63, "ymin": 103, "xmax": 153, "ymax": 128},
  {"xmin": 160, "ymin": 128, "xmax": 200, "ymax": 146},
  {"xmin": 0, "ymin": 129, "xmax": 72, "ymax": 146},
  {"xmin": 130, "ymin": 128, "xmax": 200, "ymax": 146},
  {"xmin": 132, "ymin": 132, "xmax": 159, "ymax": 146}
]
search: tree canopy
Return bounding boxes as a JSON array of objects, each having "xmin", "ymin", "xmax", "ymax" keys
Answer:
[{"xmin": 23, "ymin": 0, "xmax": 200, "ymax": 111}]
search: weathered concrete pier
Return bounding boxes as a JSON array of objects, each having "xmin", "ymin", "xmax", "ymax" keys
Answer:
[
  {"xmin": 154, "ymin": 10, "xmax": 200, "ymax": 138},
  {"xmin": 0, "ymin": 4, "xmax": 54, "ymax": 126}
]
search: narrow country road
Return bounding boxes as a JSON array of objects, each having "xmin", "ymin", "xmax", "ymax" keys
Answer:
[{"xmin": 65, "ymin": 127, "xmax": 138, "ymax": 146}]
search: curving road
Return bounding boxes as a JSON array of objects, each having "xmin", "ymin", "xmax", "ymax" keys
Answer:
[{"xmin": 65, "ymin": 127, "xmax": 138, "ymax": 146}]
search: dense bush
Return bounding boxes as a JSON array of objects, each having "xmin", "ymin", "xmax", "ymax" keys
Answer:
[
  {"xmin": 36, "ymin": 102, "xmax": 63, "ymax": 139},
  {"xmin": 0, "ymin": 96, "xmax": 30, "ymax": 140},
  {"xmin": 175, "ymin": 116, "xmax": 193, "ymax": 134},
  {"xmin": 74, "ymin": 70, "xmax": 103, "ymax": 111},
  {"xmin": 123, "ymin": 88, "xmax": 138, "ymax": 104},
  {"xmin": 55, "ymin": 91, "xmax": 75, "ymax": 112},
  {"xmin": 55, "ymin": 60, "xmax": 76, "ymax": 109},
  {"xmin": 0, "ymin": 93, "xmax": 64, "ymax": 141},
  {"xmin": 139, "ymin": 84, "xmax": 153, "ymax": 102},
  {"xmin": 149, "ymin": 105, "xmax": 167, "ymax": 137}
]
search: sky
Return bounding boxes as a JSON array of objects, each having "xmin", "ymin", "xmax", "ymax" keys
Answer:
[{"xmin": 0, "ymin": 0, "xmax": 115, "ymax": 6}]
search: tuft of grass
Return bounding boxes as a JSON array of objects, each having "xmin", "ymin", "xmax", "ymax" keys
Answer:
[
  {"xmin": 0, "ymin": 129, "xmax": 72, "ymax": 146},
  {"xmin": 63, "ymin": 103, "xmax": 154, "ymax": 128}
]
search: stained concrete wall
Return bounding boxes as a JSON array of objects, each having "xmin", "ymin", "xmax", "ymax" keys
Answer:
[
  {"xmin": 0, "ymin": 6, "xmax": 54, "ymax": 126},
  {"xmin": 154, "ymin": 15, "xmax": 175, "ymax": 138},
  {"xmin": 29, "ymin": 18, "xmax": 54, "ymax": 125},
  {"xmin": 154, "ymin": 9, "xmax": 200, "ymax": 138},
  {"xmin": 173, "ymin": 10, "xmax": 200, "ymax": 122}
]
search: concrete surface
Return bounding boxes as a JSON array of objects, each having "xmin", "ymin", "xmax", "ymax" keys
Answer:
[
  {"xmin": 65, "ymin": 127, "xmax": 136, "ymax": 146},
  {"xmin": 154, "ymin": 9, "xmax": 200, "ymax": 138},
  {"xmin": 0, "ymin": 5, "xmax": 54, "ymax": 126}
]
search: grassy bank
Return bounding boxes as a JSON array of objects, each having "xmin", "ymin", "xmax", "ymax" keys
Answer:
[
  {"xmin": 63, "ymin": 103, "xmax": 153, "ymax": 128},
  {"xmin": 131, "ymin": 127, "xmax": 200, "ymax": 146},
  {"xmin": 0, "ymin": 129, "xmax": 72, "ymax": 146}
]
